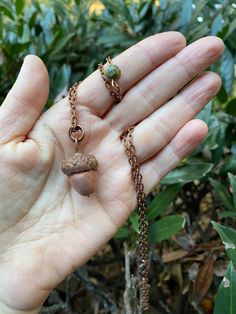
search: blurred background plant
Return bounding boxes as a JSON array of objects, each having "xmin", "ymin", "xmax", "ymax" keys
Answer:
[{"xmin": 0, "ymin": 0, "xmax": 236, "ymax": 313}]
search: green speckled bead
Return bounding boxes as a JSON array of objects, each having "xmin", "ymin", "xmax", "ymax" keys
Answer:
[{"xmin": 104, "ymin": 64, "xmax": 121, "ymax": 80}]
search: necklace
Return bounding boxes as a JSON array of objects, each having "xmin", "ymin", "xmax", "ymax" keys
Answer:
[
  {"xmin": 61, "ymin": 58, "xmax": 150, "ymax": 310},
  {"xmin": 61, "ymin": 82, "xmax": 99, "ymax": 197},
  {"xmin": 99, "ymin": 57, "xmax": 150, "ymax": 311}
]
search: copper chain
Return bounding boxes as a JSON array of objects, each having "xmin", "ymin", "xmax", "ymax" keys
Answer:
[
  {"xmin": 69, "ymin": 82, "xmax": 79, "ymax": 129},
  {"xmin": 99, "ymin": 60, "xmax": 150, "ymax": 311},
  {"xmin": 68, "ymin": 82, "xmax": 85, "ymax": 151},
  {"xmin": 68, "ymin": 61, "xmax": 150, "ymax": 311},
  {"xmin": 121, "ymin": 128, "xmax": 150, "ymax": 311},
  {"xmin": 98, "ymin": 57, "xmax": 122, "ymax": 105}
]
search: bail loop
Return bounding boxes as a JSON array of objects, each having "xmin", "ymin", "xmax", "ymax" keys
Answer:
[{"xmin": 69, "ymin": 124, "xmax": 85, "ymax": 145}]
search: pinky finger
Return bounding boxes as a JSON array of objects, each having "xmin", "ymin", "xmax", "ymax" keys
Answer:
[{"xmin": 142, "ymin": 119, "xmax": 208, "ymax": 192}]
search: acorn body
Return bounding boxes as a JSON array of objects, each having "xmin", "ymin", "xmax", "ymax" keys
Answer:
[{"xmin": 61, "ymin": 152, "xmax": 98, "ymax": 196}]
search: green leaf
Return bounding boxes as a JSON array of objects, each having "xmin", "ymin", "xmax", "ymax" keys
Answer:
[
  {"xmin": 217, "ymin": 84, "xmax": 228, "ymax": 104},
  {"xmin": 219, "ymin": 211, "xmax": 236, "ymax": 219},
  {"xmin": 129, "ymin": 211, "xmax": 139, "ymax": 233},
  {"xmin": 210, "ymin": 178, "xmax": 235, "ymax": 212},
  {"xmin": 0, "ymin": 12, "xmax": 2, "ymax": 41},
  {"xmin": 139, "ymin": 1, "xmax": 151, "ymax": 19},
  {"xmin": 119, "ymin": 0, "xmax": 134, "ymax": 26},
  {"xmin": 50, "ymin": 33, "xmax": 75, "ymax": 57},
  {"xmin": 192, "ymin": 0, "xmax": 207, "ymax": 20},
  {"xmin": 159, "ymin": 0, "xmax": 168, "ymax": 10},
  {"xmin": 212, "ymin": 222, "xmax": 236, "ymax": 268},
  {"xmin": 224, "ymin": 18, "xmax": 236, "ymax": 40},
  {"xmin": 228, "ymin": 173, "xmax": 236, "ymax": 209},
  {"xmin": 180, "ymin": 0, "xmax": 192, "ymax": 32},
  {"xmin": 148, "ymin": 184, "xmax": 182, "ymax": 219},
  {"xmin": 0, "ymin": 4, "xmax": 14, "ymax": 20},
  {"xmin": 15, "ymin": 0, "xmax": 24, "ymax": 15},
  {"xmin": 149, "ymin": 215, "xmax": 186, "ymax": 242},
  {"xmin": 189, "ymin": 22, "xmax": 210, "ymax": 42},
  {"xmin": 97, "ymin": 32, "xmax": 133, "ymax": 47},
  {"xmin": 232, "ymin": 145, "xmax": 236, "ymax": 155},
  {"xmin": 115, "ymin": 226, "xmax": 131, "ymax": 239},
  {"xmin": 211, "ymin": 13, "xmax": 223, "ymax": 36},
  {"xmin": 195, "ymin": 102, "xmax": 212, "ymax": 124},
  {"xmin": 220, "ymin": 156, "xmax": 236, "ymax": 176},
  {"xmin": 50, "ymin": 64, "xmax": 71, "ymax": 101},
  {"xmin": 220, "ymin": 47, "xmax": 234, "ymax": 95},
  {"xmin": 161, "ymin": 162, "xmax": 214, "ymax": 185},
  {"xmin": 202, "ymin": 115, "xmax": 222, "ymax": 151},
  {"xmin": 226, "ymin": 98, "xmax": 236, "ymax": 116},
  {"xmin": 214, "ymin": 262, "xmax": 236, "ymax": 314}
]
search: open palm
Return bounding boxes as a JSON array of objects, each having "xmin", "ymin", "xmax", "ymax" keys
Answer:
[{"xmin": 0, "ymin": 32, "xmax": 224, "ymax": 313}]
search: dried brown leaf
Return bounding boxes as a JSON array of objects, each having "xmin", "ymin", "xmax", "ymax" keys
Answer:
[
  {"xmin": 191, "ymin": 254, "xmax": 214, "ymax": 304},
  {"xmin": 162, "ymin": 249, "xmax": 188, "ymax": 263},
  {"xmin": 172, "ymin": 263, "xmax": 183, "ymax": 288}
]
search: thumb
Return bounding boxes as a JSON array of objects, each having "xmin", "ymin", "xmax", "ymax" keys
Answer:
[{"xmin": 0, "ymin": 55, "xmax": 49, "ymax": 144}]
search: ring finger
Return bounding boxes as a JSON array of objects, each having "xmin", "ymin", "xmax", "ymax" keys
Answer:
[{"xmin": 131, "ymin": 70, "xmax": 221, "ymax": 163}]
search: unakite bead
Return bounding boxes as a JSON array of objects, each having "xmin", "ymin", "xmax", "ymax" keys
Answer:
[{"xmin": 104, "ymin": 64, "xmax": 121, "ymax": 80}]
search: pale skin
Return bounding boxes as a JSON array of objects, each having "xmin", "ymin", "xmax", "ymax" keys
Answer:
[{"xmin": 0, "ymin": 32, "xmax": 224, "ymax": 313}]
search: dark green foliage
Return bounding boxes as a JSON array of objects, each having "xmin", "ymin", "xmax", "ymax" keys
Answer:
[
  {"xmin": 0, "ymin": 0, "xmax": 236, "ymax": 104},
  {"xmin": 1, "ymin": 0, "xmax": 236, "ymax": 312},
  {"xmin": 213, "ymin": 262, "xmax": 236, "ymax": 314}
]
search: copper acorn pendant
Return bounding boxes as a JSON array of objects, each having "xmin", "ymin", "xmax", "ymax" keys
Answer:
[{"xmin": 61, "ymin": 152, "xmax": 98, "ymax": 196}]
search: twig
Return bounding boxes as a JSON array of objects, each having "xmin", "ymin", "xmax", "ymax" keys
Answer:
[
  {"xmin": 123, "ymin": 242, "xmax": 142, "ymax": 314},
  {"xmin": 39, "ymin": 290, "xmax": 68, "ymax": 314},
  {"xmin": 73, "ymin": 268, "xmax": 119, "ymax": 313}
]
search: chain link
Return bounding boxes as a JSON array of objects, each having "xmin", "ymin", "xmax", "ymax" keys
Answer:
[
  {"xmin": 68, "ymin": 82, "xmax": 85, "ymax": 151},
  {"xmin": 69, "ymin": 82, "xmax": 80, "ymax": 129},
  {"xmin": 99, "ymin": 58, "xmax": 150, "ymax": 311},
  {"xmin": 68, "ymin": 59, "xmax": 150, "ymax": 310},
  {"xmin": 121, "ymin": 128, "xmax": 150, "ymax": 311}
]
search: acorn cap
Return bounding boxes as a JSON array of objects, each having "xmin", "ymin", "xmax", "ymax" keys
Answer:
[{"xmin": 61, "ymin": 152, "xmax": 98, "ymax": 176}]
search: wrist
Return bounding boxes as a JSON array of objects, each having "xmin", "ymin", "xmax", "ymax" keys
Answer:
[{"xmin": 0, "ymin": 302, "xmax": 40, "ymax": 314}]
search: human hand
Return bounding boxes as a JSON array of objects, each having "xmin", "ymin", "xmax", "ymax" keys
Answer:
[{"xmin": 0, "ymin": 32, "xmax": 223, "ymax": 313}]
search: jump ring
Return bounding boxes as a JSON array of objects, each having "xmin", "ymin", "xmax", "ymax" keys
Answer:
[{"xmin": 69, "ymin": 124, "xmax": 85, "ymax": 143}]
